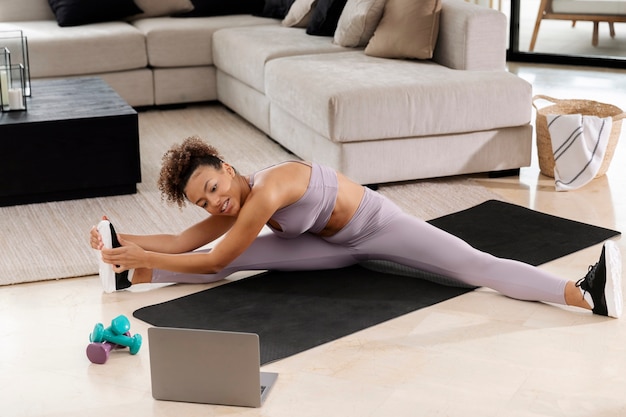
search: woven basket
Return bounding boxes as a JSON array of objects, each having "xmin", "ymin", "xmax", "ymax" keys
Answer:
[{"xmin": 532, "ymin": 95, "xmax": 625, "ymax": 178}]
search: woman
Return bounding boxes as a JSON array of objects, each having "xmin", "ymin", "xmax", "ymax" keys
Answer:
[{"xmin": 90, "ymin": 136, "xmax": 623, "ymax": 318}]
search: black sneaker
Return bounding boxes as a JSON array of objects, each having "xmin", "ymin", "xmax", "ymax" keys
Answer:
[
  {"xmin": 575, "ymin": 240, "xmax": 622, "ymax": 318},
  {"xmin": 96, "ymin": 219, "xmax": 132, "ymax": 293}
]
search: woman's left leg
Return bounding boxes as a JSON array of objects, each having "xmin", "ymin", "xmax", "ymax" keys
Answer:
[{"xmin": 369, "ymin": 215, "xmax": 622, "ymax": 316}]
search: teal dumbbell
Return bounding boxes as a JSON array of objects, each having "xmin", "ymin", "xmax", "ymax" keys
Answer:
[{"xmin": 90, "ymin": 315, "xmax": 142, "ymax": 355}]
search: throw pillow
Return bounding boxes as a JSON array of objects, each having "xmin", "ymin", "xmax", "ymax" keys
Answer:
[
  {"xmin": 364, "ymin": 0, "xmax": 442, "ymax": 59},
  {"xmin": 258, "ymin": 0, "xmax": 297, "ymax": 18},
  {"xmin": 133, "ymin": 0, "xmax": 194, "ymax": 18},
  {"xmin": 48, "ymin": 0, "xmax": 143, "ymax": 27},
  {"xmin": 333, "ymin": 0, "xmax": 385, "ymax": 47},
  {"xmin": 173, "ymin": 0, "xmax": 265, "ymax": 17},
  {"xmin": 306, "ymin": 0, "xmax": 349, "ymax": 36},
  {"xmin": 283, "ymin": 0, "xmax": 317, "ymax": 27}
]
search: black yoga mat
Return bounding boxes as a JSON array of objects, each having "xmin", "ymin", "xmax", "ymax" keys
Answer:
[
  {"xmin": 135, "ymin": 266, "xmax": 473, "ymax": 364},
  {"xmin": 134, "ymin": 199, "xmax": 620, "ymax": 364}
]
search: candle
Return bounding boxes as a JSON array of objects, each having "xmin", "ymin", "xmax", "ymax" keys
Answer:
[
  {"xmin": 0, "ymin": 70, "xmax": 9, "ymax": 106},
  {"xmin": 8, "ymin": 88, "xmax": 24, "ymax": 110}
]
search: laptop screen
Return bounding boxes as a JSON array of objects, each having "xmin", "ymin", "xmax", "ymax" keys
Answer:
[{"xmin": 148, "ymin": 327, "xmax": 277, "ymax": 408}]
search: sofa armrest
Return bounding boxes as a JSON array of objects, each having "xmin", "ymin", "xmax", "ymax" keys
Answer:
[{"xmin": 433, "ymin": 0, "xmax": 507, "ymax": 71}]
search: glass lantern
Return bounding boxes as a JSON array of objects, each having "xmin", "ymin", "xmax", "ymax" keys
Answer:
[
  {"xmin": 0, "ymin": 63, "xmax": 27, "ymax": 112},
  {"xmin": 0, "ymin": 30, "xmax": 31, "ymax": 97}
]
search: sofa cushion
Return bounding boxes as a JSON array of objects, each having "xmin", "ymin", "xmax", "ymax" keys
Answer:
[
  {"xmin": 213, "ymin": 25, "xmax": 349, "ymax": 93},
  {"xmin": 1, "ymin": 0, "xmax": 56, "ymax": 21},
  {"xmin": 47, "ymin": 0, "xmax": 143, "ymax": 27},
  {"xmin": 132, "ymin": 15, "xmax": 277, "ymax": 68},
  {"xmin": 133, "ymin": 0, "xmax": 195, "ymax": 18},
  {"xmin": 259, "ymin": 0, "xmax": 297, "ymax": 18},
  {"xmin": 282, "ymin": 0, "xmax": 318, "ymax": 27},
  {"xmin": 6, "ymin": 20, "xmax": 147, "ymax": 77},
  {"xmin": 265, "ymin": 51, "xmax": 531, "ymax": 142},
  {"xmin": 173, "ymin": 0, "xmax": 265, "ymax": 17},
  {"xmin": 307, "ymin": 0, "xmax": 348, "ymax": 36},
  {"xmin": 333, "ymin": 0, "xmax": 385, "ymax": 47},
  {"xmin": 364, "ymin": 0, "xmax": 441, "ymax": 59}
]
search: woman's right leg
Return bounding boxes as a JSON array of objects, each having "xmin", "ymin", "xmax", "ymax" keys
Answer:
[
  {"xmin": 325, "ymin": 189, "xmax": 570, "ymax": 305},
  {"xmin": 150, "ymin": 232, "xmax": 359, "ymax": 284}
]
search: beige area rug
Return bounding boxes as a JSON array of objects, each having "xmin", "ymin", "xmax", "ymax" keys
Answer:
[{"xmin": 0, "ymin": 104, "xmax": 505, "ymax": 286}]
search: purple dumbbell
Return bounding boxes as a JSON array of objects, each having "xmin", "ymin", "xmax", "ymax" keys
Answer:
[
  {"xmin": 86, "ymin": 341, "xmax": 117, "ymax": 364},
  {"xmin": 86, "ymin": 332, "xmax": 131, "ymax": 364}
]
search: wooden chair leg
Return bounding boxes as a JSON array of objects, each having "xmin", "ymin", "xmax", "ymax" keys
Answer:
[
  {"xmin": 530, "ymin": 0, "xmax": 550, "ymax": 51},
  {"xmin": 609, "ymin": 22, "xmax": 616, "ymax": 38},
  {"xmin": 592, "ymin": 21, "xmax": 599, "ymax": 46}
]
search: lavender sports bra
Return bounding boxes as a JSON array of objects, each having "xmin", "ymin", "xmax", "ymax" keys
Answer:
[{"xmin": 248, "ymin": 162, "xmax": 338, "ymax": 238}]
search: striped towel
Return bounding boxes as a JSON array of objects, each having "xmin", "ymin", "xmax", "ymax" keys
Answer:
[{"xmin": 547, "ymin": 114, "xmax": 612, "ymax": 191}]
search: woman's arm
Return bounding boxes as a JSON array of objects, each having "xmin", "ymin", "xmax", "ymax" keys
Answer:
[
  {"xmin": 91, "ymin": 214, "xmax": 235, "ymax": 254},
  {"xmin": 103, "ymin": 187, "xmax": 280, "ymax": 274},
  {"xmin": 101, "ymin": 162, "xmax": 309, "ymax": 274},
  {"xmin": 119, "ymin": 215, "xmax": 236, "ymax": 254}
]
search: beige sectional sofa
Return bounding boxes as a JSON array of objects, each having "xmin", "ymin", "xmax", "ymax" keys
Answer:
[{"xmin": 0, "ymin": 0, "xmax": 532, "ymax": 185}]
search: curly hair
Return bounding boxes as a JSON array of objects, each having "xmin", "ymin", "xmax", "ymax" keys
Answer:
[{"xmin": 157, "ymin": 136, "xmax": 224, "ymax": 208}]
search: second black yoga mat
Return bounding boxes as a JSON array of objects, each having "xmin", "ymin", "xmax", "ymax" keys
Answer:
[{"xmin": 427, "ymin": 199, "xmax": 620, "ymax": 266}]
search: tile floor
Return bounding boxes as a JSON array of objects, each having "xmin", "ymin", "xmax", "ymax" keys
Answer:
[{"xmin": 1, "ymin": 62, "xmax": 625, "ymax": 417}]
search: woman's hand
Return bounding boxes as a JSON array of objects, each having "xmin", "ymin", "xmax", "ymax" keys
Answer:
[
  {"xmin": 89, "ymin": 225, "xmax": 103, "ymax": 250},
  {"xmin": 89, "ymin": 215, "xmax": 109, "ymax": 250},
  {"xmin": 101, "ymin": 236, "xmax": 150, "ymax": 272}
]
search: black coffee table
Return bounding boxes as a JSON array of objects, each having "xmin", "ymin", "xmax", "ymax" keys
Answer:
[{"xmin": 0, "ymin": 77, "xmax": 141, "ymax": 206}]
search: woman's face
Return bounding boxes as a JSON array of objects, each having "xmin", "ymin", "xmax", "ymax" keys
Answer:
[{"xmin": 184, "ymin": 163, "xmax": 241, "ymax": 216}]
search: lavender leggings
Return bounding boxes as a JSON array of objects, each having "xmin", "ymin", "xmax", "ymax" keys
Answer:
[{"xmin": 153, "ymin": 188, "xmax": 568, "ymax": 304}]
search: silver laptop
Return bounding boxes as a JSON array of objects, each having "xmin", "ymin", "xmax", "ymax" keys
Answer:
[{"xmin": 148, "ymin": 327, "xmax": 278, "ymax": 408}]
